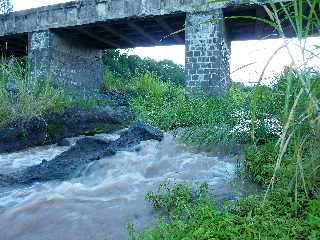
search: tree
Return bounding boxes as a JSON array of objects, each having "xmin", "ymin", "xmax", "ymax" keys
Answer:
[
  {"xmin": 0, "ymin": 0, "xmax": 12, "ymax": 14},
  {"xmin": 103, "ymin": 50, "xmax": 185, "ymax": 86}
]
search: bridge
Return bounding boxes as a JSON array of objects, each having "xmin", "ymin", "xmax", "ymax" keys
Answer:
[{"xmin": 0, "ymin": 0, "xmax": 292, "ymax": 95}]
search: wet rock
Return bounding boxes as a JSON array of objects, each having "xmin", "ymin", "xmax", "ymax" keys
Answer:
[
  {"xmin": 0, "ymin": 138, "xmax": 115, "ymax": 187},
  {"xmin": 112, "ymin": 122, "xmax": 164, "ymax": 149},
  {"xmin": 0, "ymin": 123, "xmax": 163, "ymax": 187},
  {"xmin": 57, "ymin": 138, "xmax": 70, "ymax": 147},
  {"xmin": 0, "ymin": 105, "xmax": 132, "ymax": 153},
  {"xmin": 45, "ymin": 106, "xmax": 132, "ymax": 141},
  {"xmin": 0, "ymin": 119, "xmax": 48, "ymax": 154}
]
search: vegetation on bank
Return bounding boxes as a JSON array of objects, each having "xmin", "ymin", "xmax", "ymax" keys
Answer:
[
  {"xmin": 103, "ymin": 62, "xmax": 320, "ymax": 239},
  {"xmin": 0, "ymin": 59, "xmax": 65, "ymax": 127},
  {"xmin": 106, "ymin": 0, "xmax": 320, "ymax": 238},
  {"xmin": 128, "ymin": 182, "xmax": 320, "ymax": 239},
  {"xmin": 0, "ymin": 59, "xmax": 113, "ymax": 128}
]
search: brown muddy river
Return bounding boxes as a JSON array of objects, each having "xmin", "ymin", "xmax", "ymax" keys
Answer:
[{"xmin": 0, "ymin": 133, "xmax": 258, "ymax": 240}]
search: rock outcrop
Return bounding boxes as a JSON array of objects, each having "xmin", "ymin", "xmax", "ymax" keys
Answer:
[
  {"xmin": 0, "ymin": 106, "xmax": 132, "ymax": 153},
  {"xmin": 0, "ymin": 123, "xmax": 163, "ymax": 187}
]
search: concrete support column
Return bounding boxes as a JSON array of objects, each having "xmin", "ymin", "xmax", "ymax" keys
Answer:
[
  {"xmin": 185, "ymin": 9, "xmax": 230, "ymax": 96},
  {"xmin": 28, "ymin": 30, "xmax": 103, "ymax": 93}
]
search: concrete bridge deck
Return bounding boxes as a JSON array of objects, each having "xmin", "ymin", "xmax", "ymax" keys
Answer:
[
  {"xmin": 0, "ymin": 0, "xmax": 294, "ymax": 95},
  {"xmin": 0, "ymin": 0, "xmax": 289, "ymax": 55}
]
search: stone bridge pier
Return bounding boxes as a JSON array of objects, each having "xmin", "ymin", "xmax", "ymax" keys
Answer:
[
  {"xmin": 28, "ymin": 30, "xmax": 103, "ymax": 93},
  {"xmin": 185, "ymin": 9, "xmax": 230, "ymax": 96}
]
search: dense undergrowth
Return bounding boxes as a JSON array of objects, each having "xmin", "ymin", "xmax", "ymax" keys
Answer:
[
  {"xmin": 104, "ymin": 64, "xmax": 320, "ymax": 239},
  {"xmin": 122, "ymin": 0, "xmax": 320, "ymax": 237},
  {"xmin": 128, "ymin": 182, "xmax": 320, "ymax": 239},
  {"xmin": 103, "ymin": 53, "xmax": 320, "ymax": 239}
]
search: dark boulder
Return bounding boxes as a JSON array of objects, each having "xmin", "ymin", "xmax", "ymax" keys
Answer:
[
  {"xmin": 57, "ymin": 138, "xmax": 70, "ymax": 147},
  {"xmin": 112, "ymin": 122, "xmax": 164, "ymax": 149},
  {"xmin": 0, "ymin": 119, "xmax": 48, "ymax": 154},
  {"xmin": 45, "ymin": 106, "xmax": 132, "ymax": 141},
  {"xmin": 0, "ymin": 138, "xmax": 115, "ymax": 187},
  {"xmin": 0, "ymin": 123, "xmax": 163, "ymax": 187},
  {"xmin": 0, "ymin": 105, "xmax": 132, "ymax": 153}
]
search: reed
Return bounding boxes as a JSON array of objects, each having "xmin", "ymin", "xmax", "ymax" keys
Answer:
[
  {"xmin": 0, "ymin": 57, "xmax": 66, "ymax": 127},
  {"xmin": 211, "ymin": 0, "xmax": 320, "ymax": 200}
]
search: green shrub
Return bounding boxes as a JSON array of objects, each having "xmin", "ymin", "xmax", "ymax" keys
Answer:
[
  {"xmin": 103, "ymin": 68, "xmax": 128, "ymax": 91},
  {"xmin": 129, "ymin": 72, "xmax": 172, "ymax": 99},
  {"xmin": 129, "ymin": 182, "xmax": 320, "ymax": 240},
  {"xmin": 102, "ymin": 50, "xmax": 185, "ymax": 86},
  {"xmin": 245, "ymin": 142, "xmax": 281, "ymax": 186}
]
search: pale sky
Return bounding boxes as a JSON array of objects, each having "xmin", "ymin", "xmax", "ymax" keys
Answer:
[
  {"xmin": 11, "ymin": 0, "xmax": 67, "ymax": 10},
  {"xmin": 12, "ymin": 0, "xmax": 320, "ymax": 85}
]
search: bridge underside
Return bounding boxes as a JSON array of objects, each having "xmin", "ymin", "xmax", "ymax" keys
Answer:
[
  {"xmin": 0, "ymin": 5, "xmax": 291, "ymax": 56},
  {"xmin": 0, "ymin": 5, "xmax": 296, "ymax": 95}
]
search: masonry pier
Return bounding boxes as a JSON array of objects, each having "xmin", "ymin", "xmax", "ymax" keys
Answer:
[{"xmin": 28, "ymin": 30, "xmax": 102, "ymax": 92}]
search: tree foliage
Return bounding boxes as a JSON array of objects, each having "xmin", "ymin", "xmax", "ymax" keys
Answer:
[{"xmin": 102, "ymin": 49, "xmax": 185, "ymax": 86}]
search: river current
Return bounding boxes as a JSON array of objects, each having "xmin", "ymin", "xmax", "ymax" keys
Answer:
[{"xmin": 0, "ymin": 132, "xmax": 258, "ymax": 240}]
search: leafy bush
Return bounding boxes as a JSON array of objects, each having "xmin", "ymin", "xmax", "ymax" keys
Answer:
[
  {"xmin": 129, "ymin": 182, "xmax": 320, "ymax": 240},
  {"xmin": 103, "ymin": 68, "xmax": 128, "ymax": 91},
  {"xmin": 129, "ymin": 72, "xmax": 173, "ymax": 99},
  {"xmin": 103, "ymin": 50, "xmax": 185, "ymax": 86},
  {"xmin": 129, "ymin": 73, "xmax": 281, "ymax": 146},
  {"xmin": 245, "ymin": 142, "xmax": 281, "ymax": 186}
]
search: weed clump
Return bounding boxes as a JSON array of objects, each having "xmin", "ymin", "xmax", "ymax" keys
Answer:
[
  {"xmin": 0, "ymin": 59, "xmax": 66, "ymax": 127},
  {"xmin": 129, "ymin": 182, "xmax": 320, "ymax": 240}
]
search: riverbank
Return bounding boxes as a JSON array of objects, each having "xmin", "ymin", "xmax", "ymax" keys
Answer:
[
  {"xmin": 0, "ymin": 55, "xmax": 319, "ymax": 239},
  {"xmin": 109, "ymin": 70, "xmax": 319, "ymax": 239}
]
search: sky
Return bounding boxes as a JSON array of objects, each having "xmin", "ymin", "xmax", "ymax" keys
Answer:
[{"xmin": 12, "ymin": 0, "xmax": 320, "ymax": 85}]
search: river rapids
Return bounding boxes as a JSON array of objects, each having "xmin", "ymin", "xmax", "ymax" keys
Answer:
[{"xmin": 0, "ymin": 132, "xmax": 258, "ymax": 240}]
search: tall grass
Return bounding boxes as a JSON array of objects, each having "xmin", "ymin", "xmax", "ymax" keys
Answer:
[
  {"xmin": 244, "ymin": 0, "xmax": 320, "ymax": 200},
  {"xmin": 0, "ymin": 57, "xmax": 114, "ymax": 128},
  {"xmin": 127, "ymin": 1, "xmax": 320, "ymax": 238},
  {"xmin": 209, "ymin": 0, "xmax": 320, "ymax": 198},
  {"xmin": 0, "ymin": 58, "xmax": 67, "ymax": 127}
]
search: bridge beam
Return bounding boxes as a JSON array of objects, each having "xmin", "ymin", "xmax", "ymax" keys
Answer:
[
  {"xmin": 185, "ymin": 9, "xmax": 230, "ymax": 96},
  {"xmin": 28, "ymin": 30, "xmax": 103, "ymax": 93}
]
